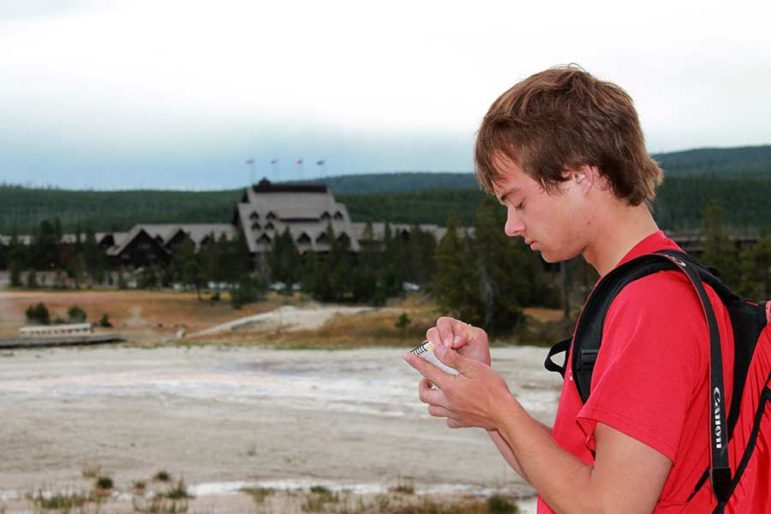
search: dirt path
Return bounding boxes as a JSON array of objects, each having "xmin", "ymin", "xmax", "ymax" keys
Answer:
[{"xmin": 187, "ymin": 305, "xmax": 391, "ymax": 337}]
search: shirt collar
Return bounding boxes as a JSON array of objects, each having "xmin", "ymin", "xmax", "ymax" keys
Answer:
[{"xmin": 615, "ymin": 230, "xmax": 682, "ymax": 268}]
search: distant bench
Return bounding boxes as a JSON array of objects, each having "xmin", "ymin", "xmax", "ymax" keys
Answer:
[{"xmin": 19, "ymin": 322, "xmax": 93, "ymax": 338}]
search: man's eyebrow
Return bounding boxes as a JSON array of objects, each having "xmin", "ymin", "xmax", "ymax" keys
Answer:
[{"xmin": 497, "ymin": 186, "xmax": 520, "ymax": 203}]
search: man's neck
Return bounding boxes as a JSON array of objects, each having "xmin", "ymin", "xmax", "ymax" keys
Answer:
[{"xmin": 582, "ymin": 202, "xmax": 660, "ymax": 277}]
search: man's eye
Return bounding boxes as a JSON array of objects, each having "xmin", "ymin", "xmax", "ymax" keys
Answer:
[{"xmin": 515, "ymin": 201, "xmax": 525, "ymax": 211}]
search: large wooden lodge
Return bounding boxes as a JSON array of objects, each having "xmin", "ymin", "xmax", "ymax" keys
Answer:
[{"xmin": 1, "ymin": 179, "xmax": 446, "ymax": 271}]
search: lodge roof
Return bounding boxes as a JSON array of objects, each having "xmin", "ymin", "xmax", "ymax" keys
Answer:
[
  {"xmin": 236, "ymin": 179, "xmax": 360, "ymax": 253},
  {"xmin": 104, "ymin": 223, "xmax": 237, "ymax": 256}
]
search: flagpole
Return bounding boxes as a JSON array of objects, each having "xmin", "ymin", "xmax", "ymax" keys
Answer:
[
  {"xmin": 246, "ymin": 158, "xmax": 256, "ymax": 185},
  {"xmin": 271, "ymin": 159, "xmax": 279, "ymax": 182},
  {"xmin": 316, "ymin": 159, "xmax": 326, "ymax": 180}
]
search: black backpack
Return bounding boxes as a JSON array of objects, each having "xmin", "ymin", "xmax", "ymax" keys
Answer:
[{"xmin": 545, "ymin": 249, "xmax": 770, "ymax": 513}]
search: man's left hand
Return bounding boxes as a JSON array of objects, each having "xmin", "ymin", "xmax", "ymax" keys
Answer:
[{"xmin": 404, "ymin": 342, "xmax": 512, "ymax": 430}]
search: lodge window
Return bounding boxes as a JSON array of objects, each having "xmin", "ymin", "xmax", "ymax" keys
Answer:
[
  {"xmin": 297, "ymin": 233, "xmax": 311, "ymax": 244},
  {"xmin": 251, "ymin": 222, "xmax": 261, "ymax": 230},
  {"xmin": 333, "ymin": 211, "xmax": 343, "ymax": 220}
]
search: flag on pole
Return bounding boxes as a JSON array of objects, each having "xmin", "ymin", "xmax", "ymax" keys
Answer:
[
  {"xmin": 316, "ymin": 160, "xmax": 325, "ymax": 166},
  {"xmin": 246, "ymin": 159, "xmax": 255, "ymax": 164},
  {"xmin": 295, "ymin": 159, "xmax": 304, "ymax": 165},
  {"xmin": 270, "ymin": 159, "xmax": 278, "ymax": 164}
]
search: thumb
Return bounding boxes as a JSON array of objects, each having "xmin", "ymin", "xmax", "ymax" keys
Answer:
[{"xmin": 434, "ymin": 343, "xmax": 476, "ymax": 376}]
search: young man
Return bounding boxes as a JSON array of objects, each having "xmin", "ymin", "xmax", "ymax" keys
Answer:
[{"xmin": 404, "ymin": 66, "xmax": 734, "ymax": 513}]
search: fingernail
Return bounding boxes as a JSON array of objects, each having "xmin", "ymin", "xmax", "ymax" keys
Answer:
[
  {"xmin": 453, "ymin": 335, "xmax": 462, "ymax": 346},
  {"xmin": 443, "ymin": 338, "xmax": 452, "ymax": 347},
  {"xmin": 435, "ymin": 344, "xmax": 446, "ymax": 357}
]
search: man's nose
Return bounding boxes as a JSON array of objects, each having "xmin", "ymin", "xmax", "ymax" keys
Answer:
[{"xmin": 504, "ymin": 211, "xmax": 525, "ymax": 238}]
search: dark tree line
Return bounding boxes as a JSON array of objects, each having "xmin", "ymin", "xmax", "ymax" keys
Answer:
[
  {"xmin": 268, "ymin": 222, "xmax": 437, "ymax": 305},
  {"xmin": 2, "ymin": 219, "xmax": 108, "ymax": 288},
  {"xmin": 133, "ymin": 233, "xmax": 259, "ymax": 307}
]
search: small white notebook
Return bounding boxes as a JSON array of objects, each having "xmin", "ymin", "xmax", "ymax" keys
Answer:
[{"xmin": 409, "ymin": 340, "xmax": 459, "ymax": 376}]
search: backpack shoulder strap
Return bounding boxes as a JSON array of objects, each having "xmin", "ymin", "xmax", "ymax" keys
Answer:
[
  {"xmin": 568, "ymin": 250, "xmax": 732, "ymax": 502},
  {"xmin": 569, "ymin": 252, "xmax": 688, "ymax": 402}
]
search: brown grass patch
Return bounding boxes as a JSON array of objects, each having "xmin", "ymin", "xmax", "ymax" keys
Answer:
[
  {"xmin": 0, "ymin": 287, "xmax": 566, "ymax": 350},
  {"xmin": 0, "ymin": 289, "xmax": 278, "ymax": 339}
]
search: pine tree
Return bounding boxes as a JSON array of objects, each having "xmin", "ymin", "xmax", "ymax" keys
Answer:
[
  {"xmin": 83, "ymin": 227, "xmax": 106, "ymax": 284},
  {"xmin": 8, "ymin": 228, "xmax": 23, "ymax": 287},
  {"xmin": 26, "ymin": 270, "xmax": 39, "ymax": 289},
  {"xmin": 701, "ymin": 201, "xmax": 741, "ymax": 289},
  {"xmin": 302, "ymin": 250, "xmax": 332, "ymax": 301},
  {"xmin": 433, "ymin": 214, "xmax": 481, "ymax": 324},
  {"xmin": 472, "ymin": 197, "xmax": 535, "ymax": 334},
  {"xmin": 32, "ymin": 219, "xmax": 61, "ymax": 270},
  {"xmin": 268, "ymin": 228, "xmax": 299, "ymax": 290},
  {"xmin": 67, "ymin": 253, "xmax": 86, "ymax": 288},
  {"xmin": 9, "ymin": 260, "xmax": 22, "ymax": 288},
  {"xmin": 326, "ymin": 222, "xmax": 351, "ymax": 301},
  {"xmin": 199, "ymin": 233, "xmax": 224, "ymax": 283},
  {"xmin": 407, "ymin": 224, "xmax": 437, "ymax": 286},
  {"xmin": 172, "ymin": 238, "xmax": 205, "ymax": 299},
  {"xmin": 739, "ymin": 236, "xmax": 771, "ymax": 298}
]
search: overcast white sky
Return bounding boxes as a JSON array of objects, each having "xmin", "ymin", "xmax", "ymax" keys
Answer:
[{"xmin": 1, "ymin": 0, "xmax": 770, "ymax": 190}]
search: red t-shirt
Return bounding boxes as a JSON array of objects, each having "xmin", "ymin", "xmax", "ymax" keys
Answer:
[{"xmin": 538, "ymin": 231, "xmax": 735, "ymax": 513}]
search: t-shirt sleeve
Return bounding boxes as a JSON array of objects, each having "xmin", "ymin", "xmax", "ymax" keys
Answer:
[{"xmin": 576, "ymin": 271, "xmax": 708, "ymax": 462}]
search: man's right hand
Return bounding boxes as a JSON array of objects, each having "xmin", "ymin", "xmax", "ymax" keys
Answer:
[{"xmin": 425, "ymin": 317, "xmax": 490, "ymax": 366}]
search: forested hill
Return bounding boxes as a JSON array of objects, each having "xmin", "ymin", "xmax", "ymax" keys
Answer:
[
  {"xmin": 298, "ymin": 144, "xmax": 771, "ymax": 192},
  {"xmin": 654, "ymin": 145, "xmax": 771, "ymax": 179},
  {"xmin": 1, "ymin": 145, "xmax": 769, "ymax": 234}
]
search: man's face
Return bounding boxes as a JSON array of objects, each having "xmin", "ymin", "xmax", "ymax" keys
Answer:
[{"xmin": 491, "ymin": 155, "xmax": 590, "ymax": 263}]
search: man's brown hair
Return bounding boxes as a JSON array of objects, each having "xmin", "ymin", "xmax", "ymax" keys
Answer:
[{"xmin": 475, "ymin": 65, "xmax": 662, "ymax": 205}]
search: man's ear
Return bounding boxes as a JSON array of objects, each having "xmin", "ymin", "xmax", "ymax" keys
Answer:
[{"xmin": 569, "ymin": 164, "xmax": 599, "ymax": 194}]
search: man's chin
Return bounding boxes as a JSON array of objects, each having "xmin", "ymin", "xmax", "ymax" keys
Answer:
[
  {"xmin": 537, "ymin": 249, "xmax": 563, "ymax": 264},
  {"xmin": 540, "ymin": 253, "xmax": 556, "ymax": 263}
]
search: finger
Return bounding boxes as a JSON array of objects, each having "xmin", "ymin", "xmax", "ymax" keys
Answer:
[
  {"xmin": 425, "ymin": 326, "xmax": 441, "ymax": 347},
  {"xmin": 435, "ymin": 317, "xmax": 457, "ymax": 347},
  {"xmin": 452, "ymin": 321, "xmax": 473, "ymax": 349},
  {"xmin": 447, "ymin": 418, "xmax": 467, "ymax": 429},
  {"xmin": 428, "ymin": 405, "xmax": 454, "ymax": 418},
  {"xmin": 419, "ymin": 378, "xmax": 448, "ymax": 407},
  {"xmin": 437, "ymin": 317, "xmax": 472, "ymax": 349},
  {"xmin": 403, "ymin": 350, "xmax": 450, "ymax": 389},
  {"xmin": 432, "ymin": 343, "xmax": 476, "ymax": 377}
]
